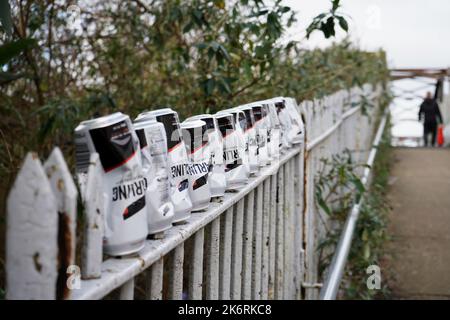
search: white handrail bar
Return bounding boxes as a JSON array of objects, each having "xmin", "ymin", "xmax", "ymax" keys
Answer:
[{"xmin": 319, "ymin": 110, "xmax": 389, "ymax": 300}]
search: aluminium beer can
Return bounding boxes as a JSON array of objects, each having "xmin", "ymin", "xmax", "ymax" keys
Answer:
[
  {"xmin": 236, "ymin": 105, "xmax": 259, "ymax": 173},
  {"xmin": 249, "ymin": 99, "xmax": 282, "ymax": 164},
  {"xmin": 214, "ymin": 113, "xmax": 249, "ymax": 190},
  {"xmin": 136, "ymin": 108, "xmax": 193, "ymax": 223},
  {"xmin": 283, "ymin": 97, "xmax": 304, "ymax": 145},
  {"xmin": 271, "ymin": 97, "xmax": 294, "ymax": 150},
  {"xmin": 184, "ymin": 114, "xmax": 227, "ymax": 198},
  {"xmin": 74, "ymin": 112, "xmax": 148, "ymax": 256},
  {"xmin": 134, "ymin": 118, "xmax": 174, "ymax": 235},
  {"xmin": 262, "ymin": 102, "xmax": 280, "ymax": 164},
  {"xmin": 181, "ymin": 119, "xmax": 212, "ymax": 211},
  {"xmin": 217, "ymin": 108, "xmax": 252, "ymax": 176},
  {"xmin": 264, "ymin": 100, "xmax": 282, "ymax": 160},
  {"xmin": 250, "ymin": 103, "xmax": 270, "ymax": 167}
]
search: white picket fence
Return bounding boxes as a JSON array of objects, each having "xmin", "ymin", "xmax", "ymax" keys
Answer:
[{"xmin": 5, "ymin": 83, "xmax": 383, "ymax": 300}]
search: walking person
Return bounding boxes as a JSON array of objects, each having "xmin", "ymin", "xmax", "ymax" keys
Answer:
[{"xmin": 418, "ymin": 92, "xmax": 443, "ymax": 147}]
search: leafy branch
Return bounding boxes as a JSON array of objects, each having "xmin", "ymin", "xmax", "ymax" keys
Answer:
[{"xmin": 306, "ymin": 0, "xmax": 349, "ymax": 39}]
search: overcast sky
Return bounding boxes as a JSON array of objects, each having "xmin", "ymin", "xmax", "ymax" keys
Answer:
[{"xmin": 282, "ymin": 0, "xmax": 450, "ymax": 69}]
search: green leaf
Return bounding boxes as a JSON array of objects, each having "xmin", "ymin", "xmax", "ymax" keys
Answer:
[
  {"xmin": 362, "ymin": 228, "xmax": 369, "ymax": 241},
  {"xmin": 317, "ymin": 197, "xmax": 332, "ymax": 215},
  {"xmin": 249, "ymin": 9, "xmax": 268, "ymax": 18},
  {"xmin": 205, "ymin": 78, "xmax": 215, "ymax": 96},
  {"xmin": 218, "ymin": 45, "xmax": 231, "ymax": 61},
  {"xmin": 322, "ymin": 17, "xmax": 335, "ymax": 38},
  {"xmin": 38, "ymin": 114, "xmax": 56, "ymax": 143},
  {"xmin": 217, "ymin": 77, "xmax": 232, "ymax": 94},
  {"xmin": 182, "ymin": 21, "xmax": 194, "ymax": 33},
  {"xmin": 195, "ymin": 42, "xmax": 207, "ymax": 50},
  {"xmin": 255, "ymin": 45, "xmax": 270, "ymax": 59},
  {"xmin": 0, "ymin": 38, "xmax": 37, "ymax": 66},
  {"xmin": 337, "ymin": 16, "xmax": 348, "ymax": 32},
  {"xmin": 363, "ymin": 243, "xmax": 371, "ymax": 260},
  {"xmin": 313, "ymin": 13, "xmax": 326, "ymax": 20},
  {"xmin": 332, "ymin": 0, "xmax": 340, "ymax": 12},
  {"xmin": 210, "ymin": 41, "xmax": 220, "ymax": 51},
  {"xmin": 214, "ymin": 0, "xmax": 225, "ymax": 9},
  {"xmin": 0, "ymin": 0, "xmax": 13, "ymax": 36}
]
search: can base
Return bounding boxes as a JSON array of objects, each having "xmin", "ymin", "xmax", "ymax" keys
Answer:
[
  {"xmin": 104, "ymin": 238, "xmax": 146, "ymax": 257},
  {"xmin": 147, "ymin": 232, "xmax": 165, "ymax": 240},
  {"xmin": 226, "ymin": 184, "xmax": 245, "ymax": 192},
  {"xmin": 192, "ymin": 202, "xmax": 210, "ymax": 212},
  {"xmin": 211, "ymin": 196, "xmax": 224, "ymax": 203},
  {"xmin": 173, "ymin": 219, "xmax": 189, "ymax": 226},
  {"xmin": 147, "ymin": 221, "xmax": 172, "ymax": 237},
  {"xmin": 210, "ymin": 193, "xmax": 225, "ymax": 198},
  {"xmin": 172, "ymin": 211, "xmax": 191, "ymax": 224}
]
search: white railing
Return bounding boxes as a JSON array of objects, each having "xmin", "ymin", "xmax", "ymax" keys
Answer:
[{"xmin": 5, "ymin": 83, "xmax": 383, "ymax": 300}]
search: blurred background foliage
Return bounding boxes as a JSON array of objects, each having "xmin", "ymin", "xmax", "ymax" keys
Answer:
[{"xmin": 0, "ymin": 0, "xmax": 388, "ymax": 292}]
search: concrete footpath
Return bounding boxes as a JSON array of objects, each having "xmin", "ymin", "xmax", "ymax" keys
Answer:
[{"xmin": 386, "ymin": 148, "xmax": 450, "ymax": 299}]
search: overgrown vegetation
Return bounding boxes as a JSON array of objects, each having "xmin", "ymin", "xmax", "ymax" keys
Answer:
[
  {"xmin": 1, "ymin": 0, "xmax": 390, "ymax": 295},
  {"xmin": 0, "ymin": 0, "xmax": 388, "ymax": 179},
  {"xmin": 316, "ymin": 117, "xmax": 393, "ymax": 300}
]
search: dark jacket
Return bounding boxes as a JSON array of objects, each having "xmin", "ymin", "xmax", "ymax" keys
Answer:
[{"xmin": 419, "ymin": 98, "xmax": 443, "ymax": 125}]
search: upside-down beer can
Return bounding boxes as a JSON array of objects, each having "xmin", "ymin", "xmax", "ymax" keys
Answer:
[
  {"xmin": 250, "ymin": 104, "xmax": 270, "ymax": 167},
  {"xmin": 236, "ymin": 105, "xmax": 259, "ymax": 173},
  {"xmin": 184, "ymin": 114, "xmax": 227, "ymax": 198},
  {"xmin": 283, "ymin": 97, "xmax": 304, "ymax": 144},
  {"xmin": 265, "ymin": 100, "xmax": 283, "ymax": 156},
  {"xmin": 261, "ymin": 102, "xmax": 280, "ymax": 163},
  {"xmin": 217, "ymin": 108, "xmax": 252, "ymax": 176},
  {"xmin": 136, "ymin": 108, "xmax": 192, "ymax": 223},
  {"xmin": 272, "ymin": 97, "xmax": 294, "ymax": 149},
  {"xmin": 134, "ymin": 119, "xmax": 174, "ymax": 235},
  {"xmin": 74, "ymin": 112, "xmax": 148, "ymax": 256},
  {"xmin": 214, "ymin": 113, "xmax": 249, "ymax": 190},
  {"xmin": 181, "ymin": 120, "xmax": 212, "ymax": 211}
]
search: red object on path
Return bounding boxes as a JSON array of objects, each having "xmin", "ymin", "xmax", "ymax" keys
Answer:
[{"xmin": 437, "ymin": 125, "xmax": 444, "ymax": 147}]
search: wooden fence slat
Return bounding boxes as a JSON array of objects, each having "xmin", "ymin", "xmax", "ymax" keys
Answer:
[
  {"xmin": 6, "ymin": 152, "xmax": 58, "ymax": 300},
  {"xmin": 251, "ymin": 184, "xmax": 263, "ymax": 299},
  {"xmin": 294, "ymin": 153, "xmax": 305, "ymax": 299},
  {"xmin": 219, "ymin": 208, "xmax": 233, "ymax": 299},
  {"xmin": 168, "ymin": 244, "xmax": 184, "ymax": 300},
  {"xmin": 284, "ymin": 159, "xmax": 295, "ymax": 299},
  {"xmin": 275, "ymin": 167, "xmax": 285, "ymax": 299},
  {"xmin": 43, "ymin": 147, "xmax": 78, "ymax": 299},
  {"xmin": 81, "ymin": 153, "xmax": 105, "ymax": 280},
  {"xmin": 231, "ymin": 201, "xmax": 244, "ymax": 300},
  {"xmin": 261, "ymin": 178, "xmax": 271, "ymax": 300},
  {"xmin": 204, "ymin": 218, "xmax": 220, "ymax": 299},
  {"xmin": 268, "ymin": 174, "xmax": 277, "ymax": 300},
  {"xmin": 283, "ymin": 161, "xmax": 291, "ymax": 298},
  {"xmin": 119, "ymin": 278, "xmax": 134, "ymax": 300},
  {"xmin": 304, "ymin": 149, "xmax": 315, "ymax": 300},
  {"xmin": 146, "ymin": 258, "xmax": 164, "ymax": 300},
  {"xmin": 241, "ymin": 190, "xmax": 255, "ymax": 299},
  {"xmin": 188, "ymin": 228, "xmax": 204, "ymax": 300}
]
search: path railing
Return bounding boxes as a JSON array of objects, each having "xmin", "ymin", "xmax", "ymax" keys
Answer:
[{"xmin": 5, "ymin": 83, "xmax": 383, "ymax": 300}]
